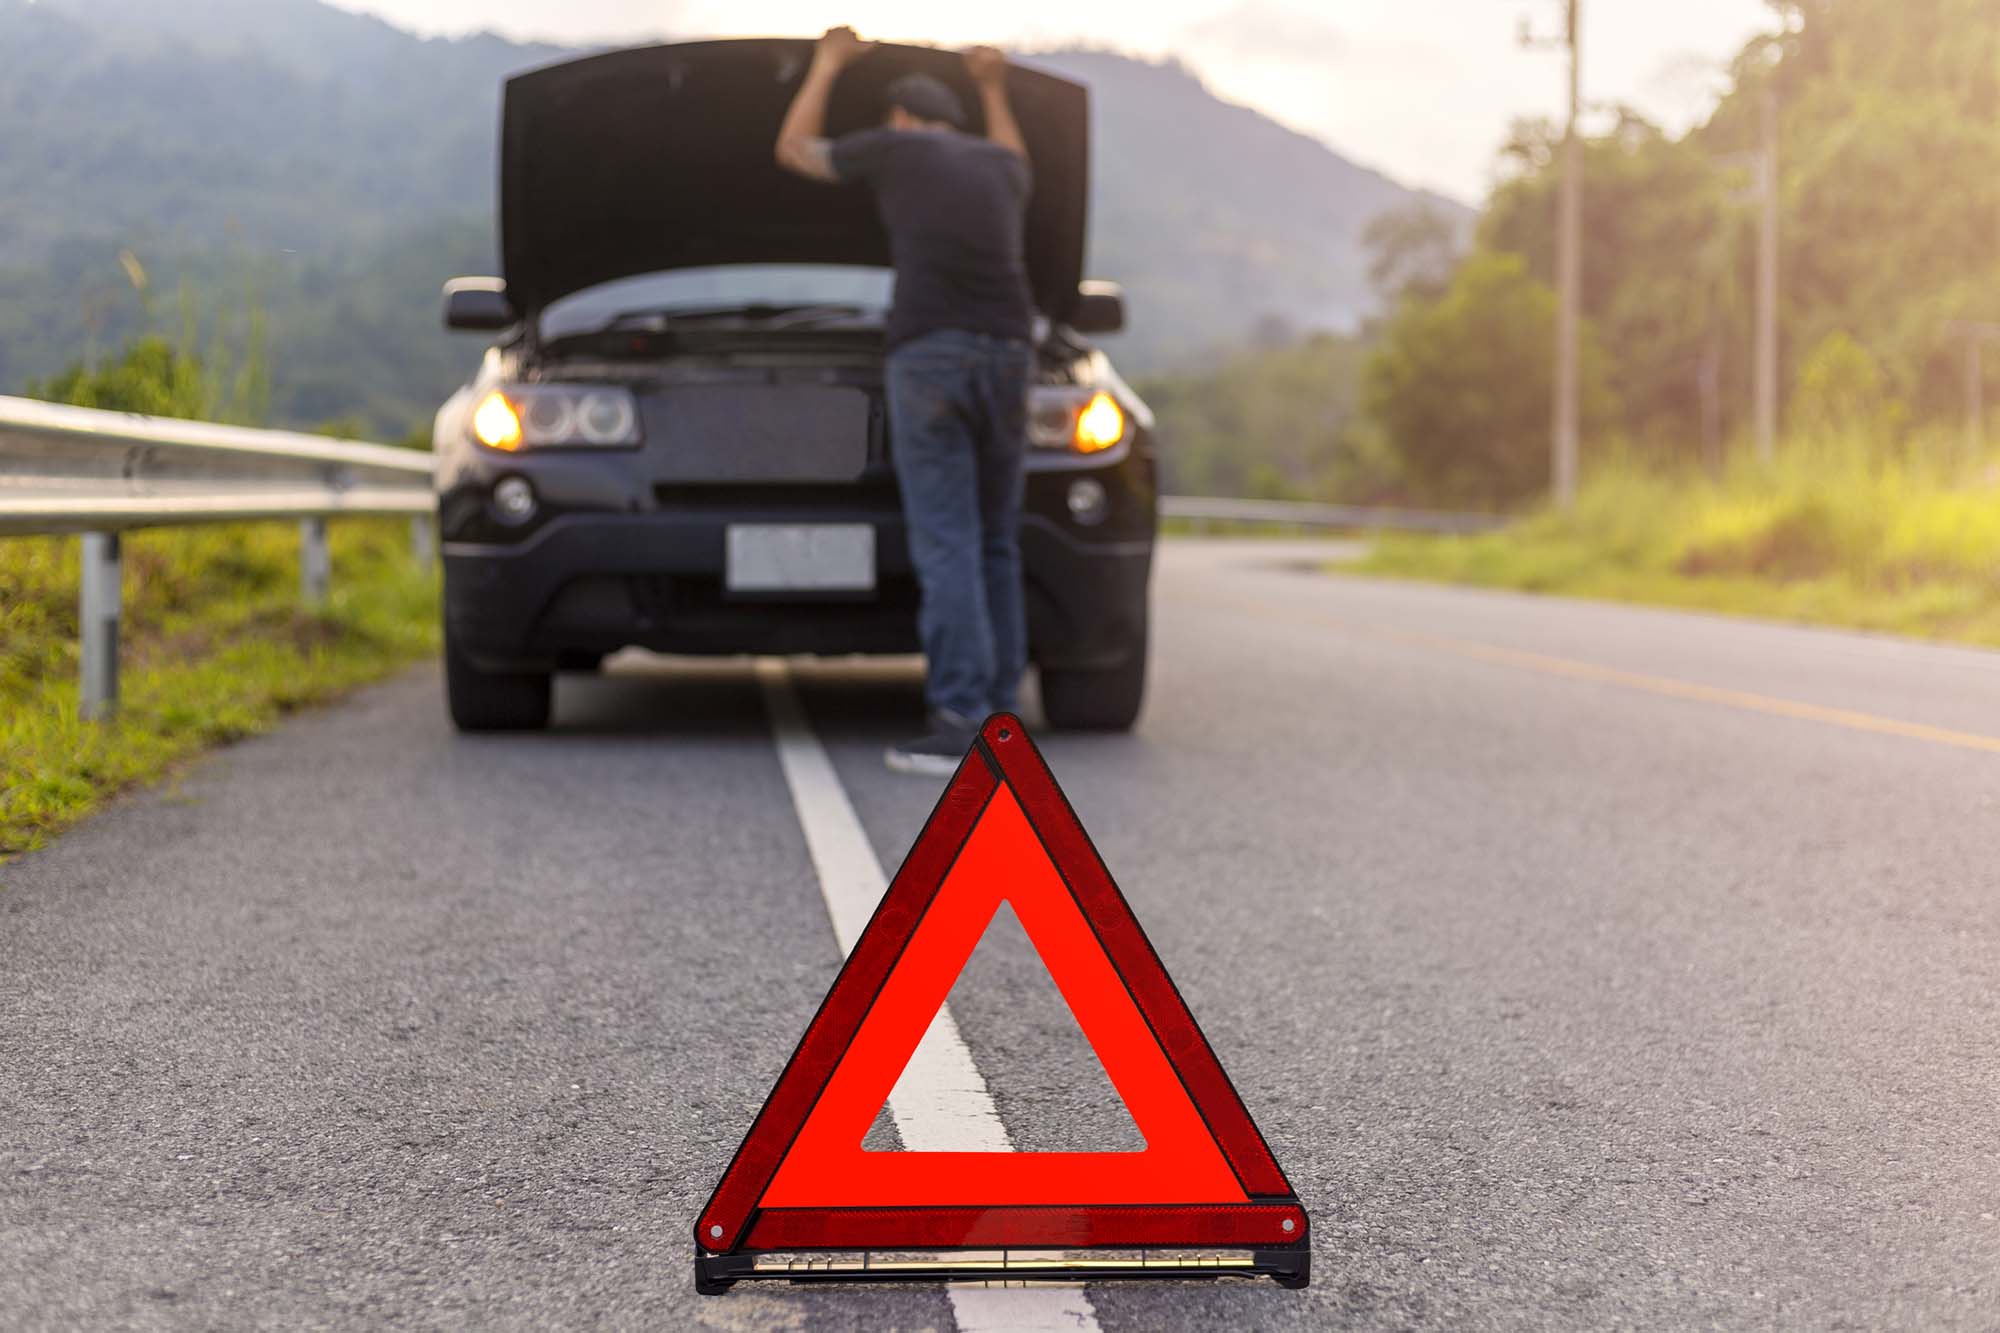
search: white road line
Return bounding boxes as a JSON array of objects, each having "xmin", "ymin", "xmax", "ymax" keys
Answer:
[{"xmin": 756, "ymin": 659, "xmax": 1103, "ymax": 1333}]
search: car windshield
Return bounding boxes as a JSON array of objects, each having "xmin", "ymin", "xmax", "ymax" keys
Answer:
[{"xmin": 540, "ymin": 266, "xmax": 894, "ymax": 340}]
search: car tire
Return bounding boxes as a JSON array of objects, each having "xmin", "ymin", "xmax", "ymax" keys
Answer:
[
  {"xmin": 445, "ymin": 626, "xmax": 551, "ymax": 732},
  {"xmin": 1039, "ymin": 626, "xmax": 1148, "ymax": 732}
]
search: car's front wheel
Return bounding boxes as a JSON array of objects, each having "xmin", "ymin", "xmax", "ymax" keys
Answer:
[
  {"xmin": 1039, "ymin": 627, "xmax": 1148, "ymax": 732},
  {"xmin": 445, "ymin": 626, "xmax": 551, "ymax": 732}
]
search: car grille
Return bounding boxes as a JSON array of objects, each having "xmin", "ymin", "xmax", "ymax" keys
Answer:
[{"xmin": 640, "ymin": 384, "xmax": 876, "ymax": 483}]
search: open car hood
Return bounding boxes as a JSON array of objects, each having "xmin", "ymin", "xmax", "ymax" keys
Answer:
[{"xmin": 500, "ymin": 39, "xmax": 1089, "ymax": 324}]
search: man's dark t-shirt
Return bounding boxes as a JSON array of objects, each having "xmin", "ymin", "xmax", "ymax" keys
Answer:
[{"xmin": 830, "ymin": 128, "xmax": 1034, "ymax": 350}]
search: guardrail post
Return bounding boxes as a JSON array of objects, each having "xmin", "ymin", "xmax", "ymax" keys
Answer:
[
  {"xmin": 300, "ymin": 518, "xmax": 330, "ymax": 606},
  {"xmin": 410, "ymin": 514, "xmax": 435, "ymax": 571},
  {"xmin": 79, "ymin": 531, "xmax": 121, "ymax": 720}
]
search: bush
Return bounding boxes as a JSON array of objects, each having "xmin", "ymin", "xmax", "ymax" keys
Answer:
[
  {"xmin": 1361, "ymin": 252, "xmax": 1618, "ymax": 508},
  {"xmin": 1358, "ymin": 428, "xmax": 2000, "ymax": 645},
  {"xmin": 1788, "ymin": 330, "xmax": 1908, "ymax": 444}
]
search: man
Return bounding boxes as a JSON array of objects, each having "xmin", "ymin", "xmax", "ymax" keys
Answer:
[{"xmin": 774, "ymin": 27, "xmax": 1034, "ymax": 776}]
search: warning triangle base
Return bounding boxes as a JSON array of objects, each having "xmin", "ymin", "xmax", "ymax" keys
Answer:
[
  {"xmin": 693, "ymin": 714, "xmax": 1310, "ymax": 1293},
  {"xmin": 695, "ymin": 1239, "xmax": 1310, "ymax": 1294}
]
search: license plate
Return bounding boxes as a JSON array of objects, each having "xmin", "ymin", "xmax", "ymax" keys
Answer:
[{"xmin": 725, "ymin": 524, "xmax": 875, "ymax": 593}]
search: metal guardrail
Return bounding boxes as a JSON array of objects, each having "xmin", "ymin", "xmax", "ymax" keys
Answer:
[
  {"xmin": 0, "ymin": 394, "xmax": 434, "ymax": 720},
  {"xmin": 0, "ymin": 390, "xmax": 1502, "ymax": 723},
  {"xmin": 1161, "ymin": 496, "xmax": 1504, "ymax": 534},
  {"xmin": 0, "ymin": 394, "xmax": 432, "ymax": 534}
]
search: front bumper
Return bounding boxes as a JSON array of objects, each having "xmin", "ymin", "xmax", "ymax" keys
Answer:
[{"xmin": 443, "ymin": 505, "xmax": 1151, "ymax": 672}]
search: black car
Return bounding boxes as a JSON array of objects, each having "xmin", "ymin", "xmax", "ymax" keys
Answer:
[{"xmin": 434, "ymin": 39, "xmax": 1155, "ymax": 733}]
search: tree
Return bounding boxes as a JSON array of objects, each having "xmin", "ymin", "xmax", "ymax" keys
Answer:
[
  {"xmin": 1362, "ymin": 252, "xmax": 1616, "ymax": 506},
  {"xmin": 1788, "ymin": 329, "xmax": 1905, "ymax": 440},
  {"xmin": 1361, "ymin": 202, "xmax": 1464, "ymax": 305},
  {"xmin": 1473, "ymin": 0, "xmax": 2000, "ymax": 451},
  {"xmin": 24, "ymin": 288, "xmax": 270, "ymax": 425},
  {"xmin": 1481, "ymin": 112, "xmax": 1730, "ymax": 455},
  {"xmin": 1137, "ymin": 334, "xmax": 1371, "ymax": 500},
  {"xmin": 26, "ymin": 336, "xmax": 209, "ymax": 419}
]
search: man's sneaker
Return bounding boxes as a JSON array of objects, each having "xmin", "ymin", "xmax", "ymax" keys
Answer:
[{"xmin": 885, "ymin": 710, "xmax": 979, "ymax": 776}]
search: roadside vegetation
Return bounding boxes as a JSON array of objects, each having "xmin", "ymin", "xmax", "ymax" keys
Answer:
[
  {"xmin": 1357, "ymin": 435, "xmax": 2000, "ymax": 646},
  {"xmin": 1371, "ymin": 0, "xmax": 1994, "ymax": 505},
  {"xmin": 0, "ymin": 335, "xmax": 436, "ymax": 861},
  {"xmin": 1148, "ymin": 0, "xmax": 1997, "ymax": 646},
  {"xmin": 1148, "ymin": 0, "xmax": 1996, "ymax": 510}
]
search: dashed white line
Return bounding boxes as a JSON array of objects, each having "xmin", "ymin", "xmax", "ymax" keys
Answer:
[{"xmin": 757, "ymin": 658, "xmax": 1103, "ymax": 1333}]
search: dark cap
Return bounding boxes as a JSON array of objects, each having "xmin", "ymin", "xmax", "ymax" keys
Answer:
[{"xmin": 884, "ymin": 72, "xmax": 966, "ymax": 129}]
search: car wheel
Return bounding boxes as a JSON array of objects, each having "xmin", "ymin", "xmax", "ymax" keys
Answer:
[
  {"xmin": 1039, "ymin": 627, "xmax": 1148, "ymax": 732},
  {"xmin": 445, "ymin": 626, "xmax": 551, "ymax": 732}
]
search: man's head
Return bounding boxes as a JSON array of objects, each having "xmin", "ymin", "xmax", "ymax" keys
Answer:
[{"xmin": 883, "ymin": 73, "xmax": 966, "ymax": 131}]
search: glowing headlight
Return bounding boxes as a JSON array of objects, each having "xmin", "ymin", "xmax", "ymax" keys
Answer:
[
  {"xmin": 472, "ymin": 392, "xmax": 523, "ymax": 451},
  {"xmin": 470, "ymin": 385, "xmax": 642, "ymax": 450},
  {"xmin": 1028, "ymin": 387, "xmax": 1129, "ymax": 454},
  {"xmin": 1074, "ymin": 392, "xmax": 1125, "ymax": 452}
]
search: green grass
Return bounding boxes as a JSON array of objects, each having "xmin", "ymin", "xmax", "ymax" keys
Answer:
[
  {"xmin": 1351, "ymin": 433, "xmax": 2000, "ymax": 647},
  {"xmin": 1, "ymin": 519, "xmax": 437, "ymax": 860}
]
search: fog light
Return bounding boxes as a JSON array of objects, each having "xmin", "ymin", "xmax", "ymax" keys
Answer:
[
  {"xmin": 1066, "ymin": 478, "xmax": 1109, "ymax": 525},
  {"xmin": 492, "ymin": 475, "xmax": 537, "ymax": 524}
]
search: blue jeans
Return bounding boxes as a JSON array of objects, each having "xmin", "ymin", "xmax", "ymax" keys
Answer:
[{"xmin": 885, "ymin": 328, "xmax": 1032, "ymax": 721}]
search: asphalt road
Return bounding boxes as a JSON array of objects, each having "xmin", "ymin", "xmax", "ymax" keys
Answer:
[{"xmin": 6, "ymin": 538, "xmax": 2000, "ymax": 1330}]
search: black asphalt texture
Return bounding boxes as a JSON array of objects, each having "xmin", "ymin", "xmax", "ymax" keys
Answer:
[{"xmin": 5, "ymin": 539, "xmax": 1999, "ymax": 1329}]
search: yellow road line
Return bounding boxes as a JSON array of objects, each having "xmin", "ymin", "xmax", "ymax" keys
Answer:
[{"xmin": 1208, "ymin": 593, "xmax": 2000, "ymax": 758}]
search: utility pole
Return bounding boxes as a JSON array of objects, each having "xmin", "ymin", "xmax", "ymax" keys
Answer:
[
  {"xmin": 1552, "ymin": 0, "xmax": 1582, "ymax": 507},
  {"xmin": 1520, "ymin": 0, "xmax": 1582, "ymax": 505},
  {"xmin": 1945, "ymin": 320, "xmax": 2000, "ymax": 454},
  {"xmin": 1971, "ymin": 336, "xmax": 1986, "ymax": 454},
  {"xmin": 1753, "ymin": 88, "xmax": 1780, "ymax": 463}
]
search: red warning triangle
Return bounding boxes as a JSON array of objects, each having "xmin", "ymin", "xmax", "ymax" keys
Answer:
[{"xmin": 695, "ymin": 714, "xmax": 1308, "ymax": 1289}]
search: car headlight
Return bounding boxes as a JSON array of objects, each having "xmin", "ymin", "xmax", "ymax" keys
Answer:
[
  {"xmin": 471, "ymin": 386, "xmax": 641, "ymax": 451},
  {"xmin": 1029, "ymin": 387, "xmax": 1128, "ymax": 454}
]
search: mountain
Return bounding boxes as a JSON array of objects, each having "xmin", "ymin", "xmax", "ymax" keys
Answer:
[
  {"xmin": 0, "ymin": 0, "xmax": 1467, "ymax": 432},
  {"xmin": 1027, "ymin": 50, "xmax": 1467, "ymax": 362},
  {"xmin": 0, "ymin": 0, "xmax": 561, "ymax": 264}
]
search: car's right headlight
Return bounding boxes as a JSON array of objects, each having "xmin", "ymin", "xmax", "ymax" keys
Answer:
[
  {"xmin": 471, "ymin": 385, "xmax": 642, "ymax": 451},
  {"xmin": 1029, "ymin": 387, "xmax": 1127, "ymax": 454}
]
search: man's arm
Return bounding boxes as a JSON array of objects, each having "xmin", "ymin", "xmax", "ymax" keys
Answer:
[
  {"xmin": 963, "ymin": 45, "xmax": 1027, "ymax": 160},
  {"xmin": 775, "ymin": 26, "xmax": 872, "ymax": 182}
]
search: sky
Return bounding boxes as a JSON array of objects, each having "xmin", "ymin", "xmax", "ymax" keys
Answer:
[{"xmin": 328, "ymin": 0, "xmax": 1778, "ymax": 204}]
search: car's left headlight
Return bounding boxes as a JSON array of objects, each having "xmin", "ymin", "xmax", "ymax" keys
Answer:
[
  {"xmin": 1029, "ymin": 387, "xmax": 1127, "ymax": 454},
  {"xmin": 471, "ymin": 385, "xmax": 642, "ymax": 451}
]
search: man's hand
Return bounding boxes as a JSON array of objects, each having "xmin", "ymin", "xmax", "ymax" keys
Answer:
[
  {"xmin": 778, "ymin": 27, "xmax": 871, "ymax": 183},
  {"xmin": 963, "ymin": 45, "xmax": 1026, "ymax": 159},
  {"xmin": 815, "ymin": 25, "xmax": 873, "ymax": 71},
  {"xmin": 962, "ymin": 45, "xmax": 1007, "ymax": 87}
]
